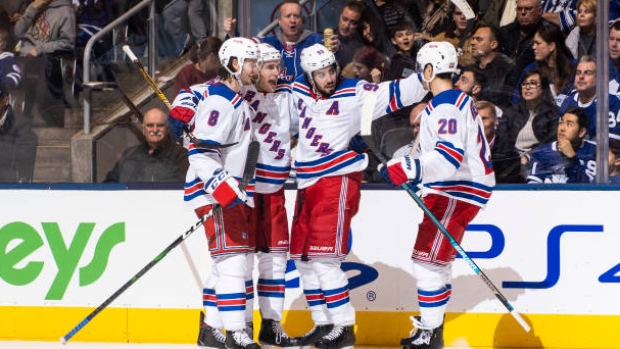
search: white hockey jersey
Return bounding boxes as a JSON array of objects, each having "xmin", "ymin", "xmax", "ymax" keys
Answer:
[
  {"xmin": 417, "ymin": 89, "xmax": 495, "ymax": 207},
  {"xmin": 242, "ymin": 82, "xmax": 297, "ymax": 194},
  {"xmin": 171, "ymin": 80, "xmax": 255, "ymax": 209},
  {"xmin": 291, "ymin": 73, "xmax": 428, "ymax": 189}
]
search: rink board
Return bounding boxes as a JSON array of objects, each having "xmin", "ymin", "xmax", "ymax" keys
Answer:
[{"xmin": 1, "ymin": 188, "xmax": 620, "ymax": 348}]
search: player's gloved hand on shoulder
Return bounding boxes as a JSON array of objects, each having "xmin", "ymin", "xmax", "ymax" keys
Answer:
[
  {"xmin": 378, "ymin": 155, "xmax": 421, "ymax": 186},
  {"xmin": 348, "ymin": 134, "xmax": 369, "ymax": 153},
  {"xmin": 204, "ymin": 169, "xmax": 247, "ymax": 208}
]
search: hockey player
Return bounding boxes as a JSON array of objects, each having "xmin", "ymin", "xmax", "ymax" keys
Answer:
[
  {"xmin": 170, "ymin": 37, "xmax": 260, "ymax": 349},
  {"xmin": 241, "ymin": 42, "xmax": 299, "ymax": 348},
  {"xmin": 379, "ymin": 41, "xmax": 496, "ymax": 349},
  {"xmin": 289, "ymin": 43, "xmax": 428, "ymax": 349}
]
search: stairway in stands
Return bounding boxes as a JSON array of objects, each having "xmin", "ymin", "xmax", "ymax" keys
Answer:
[{"xmin": 31, "ymin": 56, "xmax": 186, "ymax": 183}]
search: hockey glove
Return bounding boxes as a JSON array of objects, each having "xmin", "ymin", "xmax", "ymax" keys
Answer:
[
  {"xmin": 348, "ymin": 134, "xmax": 369, "ymax": 153},
  {"xmin": 378, "ymin": 155, "xmax": 421, "ymax": 186},
  {"xmin": 204, "ymin": 169, "xmax": 248, "ymax": 208}
]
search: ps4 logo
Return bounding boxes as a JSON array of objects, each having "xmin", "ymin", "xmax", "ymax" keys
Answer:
[
  {"xmin": 282, "ymin": 224, "xmax": 620, "ymax": 292},
  {"xmin": 458, "ymin": 224, "xmax": 619, "ymax": 289}
]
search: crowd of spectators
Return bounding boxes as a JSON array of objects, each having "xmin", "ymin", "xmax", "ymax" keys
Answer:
[
  {"xmin": 2, "ymin": 0, "xmax": 620, "ymax": 185},
  {"xmin": 254, "ymin": 0, "xmax": 618, "ymax": 185},
  {"xmin": 274, "ymin": 0, "xmax": 620, "ymax": 185}
]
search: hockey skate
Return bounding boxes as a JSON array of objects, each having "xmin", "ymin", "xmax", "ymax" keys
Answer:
[
  {"xmin": 288, "ymin": 324, "xmax": 334, "ymax": 349},
  {"xmin": 258, "ymin": 319, "xmax": 300, "ymax": 348},
  {"xmin": 400, "ymin": 316, "xmax": 443, "ymax": 349},
  {"xmin": 247, "ymin": 321, "xmax": 255, "ymax": 339},
  {"xmin": 315, "ymin": 325, "xmax": 355, "ymax": 349},
  {"xmin": 198, "ymin": 311, "xmax": 226, "ymax": 349},
  {"xmin": 225, "ymin": 329, "xmax": 261, "ymax": 349},
  {"xmin": 197, "ymin": 323, "xmax": 226, "ymax": 349}
]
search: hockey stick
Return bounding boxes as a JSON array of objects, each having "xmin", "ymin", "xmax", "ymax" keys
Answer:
[
  {"xmin": 60, "ymin": 141, "xmax": 260, "ymax": 344},
  {"xmin": 360, "ymin": 95, "xmax": 531, "ymax": 333},
  {"xmin": 122, "ymin": 45, "xmax": 173, "ymax": 109},
  {"xmin": 122, "ymin": 45, "xmax": 236, "ymax": 152}
]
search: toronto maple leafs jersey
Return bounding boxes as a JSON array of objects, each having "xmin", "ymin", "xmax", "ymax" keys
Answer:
[
  {"xmin": 527, "ymin": 140, "xmax": 596, "ymax": 184},
  {"xmin": 242, "ymin": 82, "xmax": 296, "ymax": 194},
  {"xmin": 253, "ymin": 32, "xmax": 325, "ymax": 83},
  {"xmin": 171, "ymin": 80, "xmax": 255, "ymax": 209},
  {"xmin": 559, "ymin": 93, "xmax": 620, "ymax": 140},
  {"xmin": 417, "ymin": 89, "xmax": 495, "ymax": 207},
  {"xmin": 291, "ymin": 73, "xmax": 428, "ymax": 189}
]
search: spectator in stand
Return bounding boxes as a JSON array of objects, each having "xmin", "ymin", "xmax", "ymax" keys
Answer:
[
  {"xmin": 347, "ymin": 45, "xmax": 391, "ymax": 183},
  {"xmin": 392, "ymin": 102, "xmax": 425, "ymax": 158},
  {"xmin": 455, "ymin": 64, "xmax": 486, "ymax": 102},
  {"xmin": 470, "ymin": 24, "xmax": 520, "ymax": 110},
  {"xmin": 1, "ymin": 0, "xmax": 30, "ymax": 48},
  {"xmin": 432, "ymin": 0, "xmax": 477, "ymax": 66},
  {"xmin": 13, "ymin": 0, "xmax": 76, "ymax": 127},
  {"xmin": 476, "ymin": 99, "xmax": 521, "ymax": 183},
  {"xmin": 565, "ymin": 0, "xmax": 596, "ymax": 60},
  {"xmin": 612, "ymin": 0, "xmax": 620, "ymax": 25},
  {"xmin": 104, "ymin": 108, "xmax": 189, "ymax": 183},
  {"xmin": 515, "ymin": 22, "xmax": 576, "ymax": 106},
  {"xmin": 541, "ymin": 0, "xmax": 577, "ymax": 34},
  {"xmin": 476, "ymin": 100, "xmax": 498, "ymax": 148},
  {"xmin": 187, "ymin": 0, "xmax": 211, "ymax": 47},
  {"xmin": 480, "ymin": 0, "xmax": 517, "ymax": 28},
  {"xmin": 366, "ymin": 0, "xmax": 422, "ymax": 33},
  {"xmin": 224, "ymin": 0, "xmax": 335, "ymax": 83},
  {"xmin": 382, "ymin": 20, "xmax": 417, "ymax": 81},
  {"xmin": 609, "ymin": 19, "xmax": 620, "ymax": 96},
  {"xmin": 559, "ymin": 56, "xmax": 620, "ymax": 140},
  {"xmin": 527, "ymin": 106, "xmax": 596, "ymax": 184},
  {"xmin": 417, "ymin": 0, "xmax": 452, "ymax": 40},
  {"xmin": 498, "ymin": 0, "xmax": 546, "ymax": 73},
  {"xmin": 0, "ymin": 27, "xmax": 21, "ymax": 90},
  {"xmin": 0, "ymin": 81, "xmax": 37, "ymax": 183},
  {"xmin": 350, "ymin": 45, "xmax": 384, "ymax": 83},
  {"xmin": 360, "ymin": 16, "xmax": 394, "ymax": 58},
  {"xmin": 157, "ymin": 0, "xmax": 189, "ymax": 57},
  {"xmin": 496, "ymin": 69, "xmax": 559, "ymax": 181},
  {"xmin": 173, "ymin": 36, "xmax": 222, "ymax": 95},
  {"xmin": 362, "ymin": 0, "xmax": 421, "ymax": 59},
  {"xmin": 334, "ymin": 0, "xmax": 366, "ymax": 69},
  {"xmin": 608, "ymin": 138, "xmax": 620, "ymax": 183}
]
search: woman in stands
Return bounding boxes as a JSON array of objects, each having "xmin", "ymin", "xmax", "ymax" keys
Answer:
[
  {"xmin": 515, "ymin": 22, "xmax": 576, "ymax": 106},
  {"xmin": 494, "ymin": 69, "xmax": 559, "ymax": 183}
]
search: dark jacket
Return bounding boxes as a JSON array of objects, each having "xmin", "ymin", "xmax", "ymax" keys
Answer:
[
  {"xmin": 478, "ymin": 53, "xmax": 520, "ymax": 110},
  {"xmin": 498, "ymin": 20, "xmax": 546, "ymax": 72},
  {"xmin": 0, "ymin": 105, "xmax": 37, "ymax": 182},
  {"xmin": 383, "ymin": 52, "xmax": 416, "ymax": 81},
  {"xmin": 498, "ymin": 100, "xmax": 559, "ymax": 149},
  {"xmin": 104, "ymin": 136, "xmax": 189, "ymax": 183},
  {"xmin": 492, "ymin": 101, "xmax": 559, "ymax": 183}
]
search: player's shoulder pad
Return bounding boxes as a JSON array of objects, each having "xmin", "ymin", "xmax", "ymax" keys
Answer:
[
  {"xmin": 431, "ymin": 89, "xmax": 471, "ymax": 111},
  {"xmin": 209, "ymin": 83, "xmax": 245, "ymax": 109},
  {"xmin": 292, "ymin": 75, "xmax": 312, "ymax": 96}
]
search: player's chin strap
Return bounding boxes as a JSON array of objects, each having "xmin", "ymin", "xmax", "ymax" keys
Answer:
[{"xmin": 359, "ymin": 91, "xmax": 531, "ymax": 334}]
